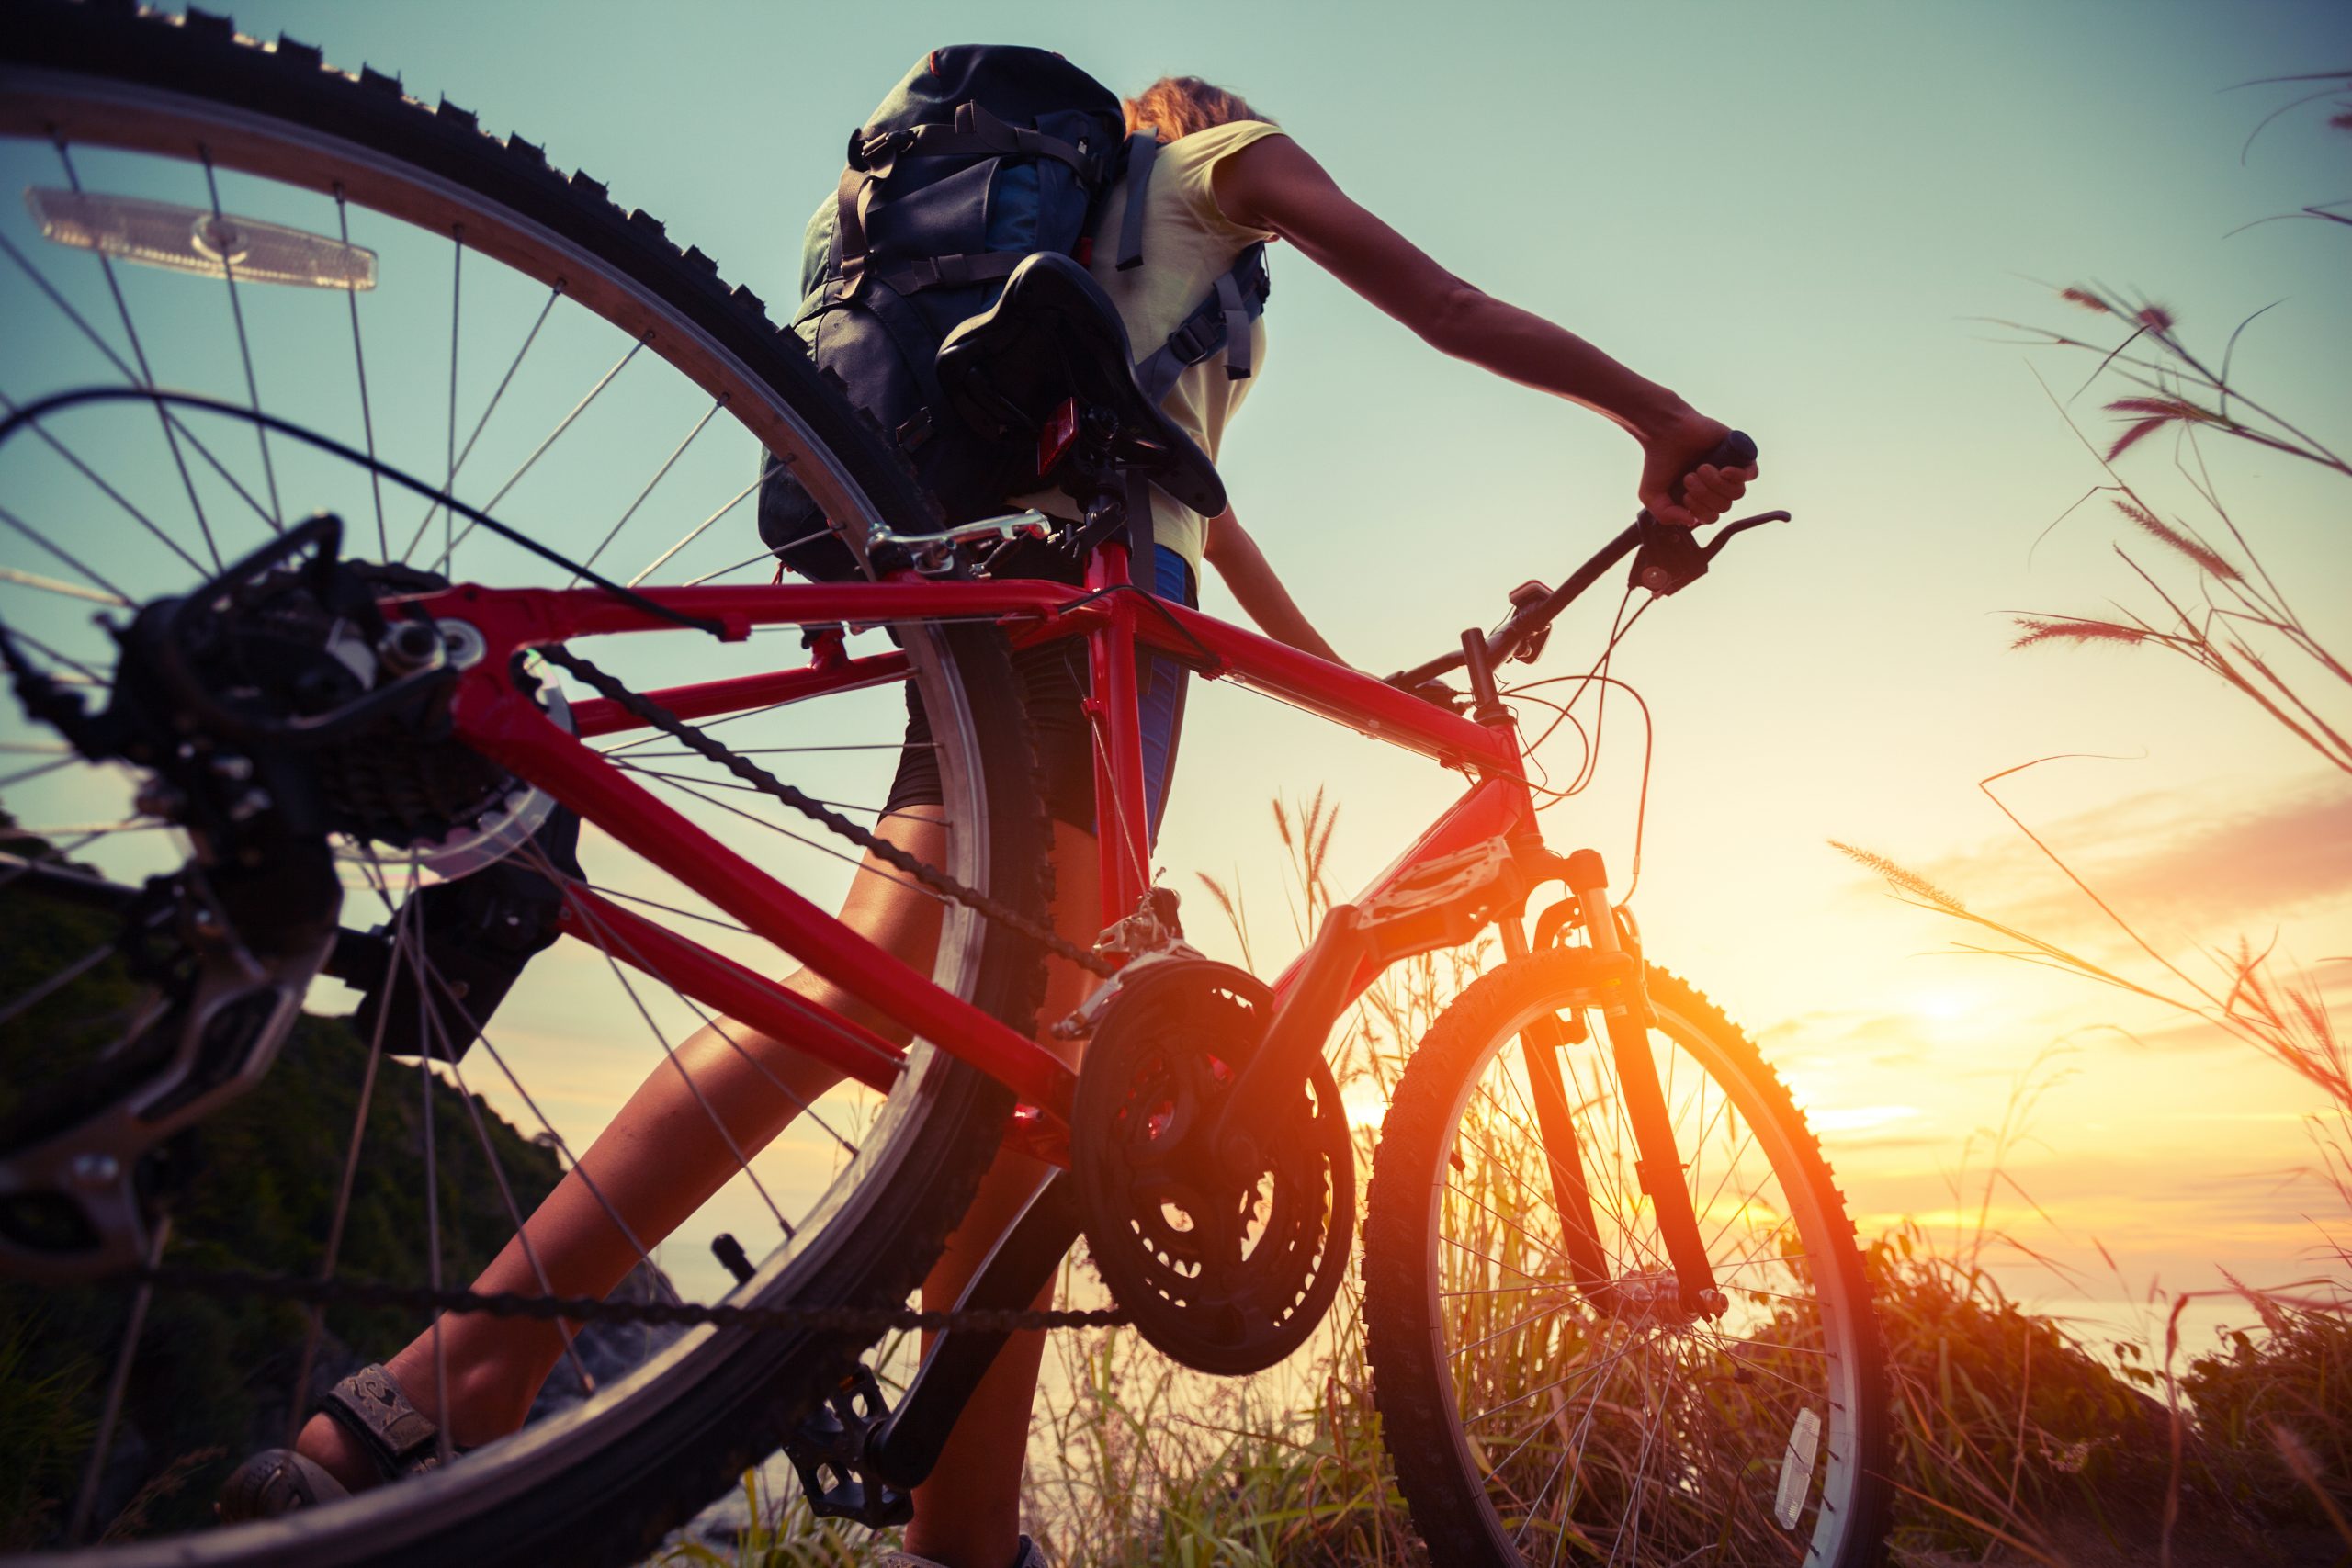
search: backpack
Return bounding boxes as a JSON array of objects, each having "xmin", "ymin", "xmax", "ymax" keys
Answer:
[{"xmin": 758, "ymin": 45, "xmax": 1271, "ymax": 580}]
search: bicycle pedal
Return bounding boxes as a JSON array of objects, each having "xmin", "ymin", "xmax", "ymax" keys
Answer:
[{"xmin": 782, "ymin": 1362, "xmax": 911, "ymax": 1528}]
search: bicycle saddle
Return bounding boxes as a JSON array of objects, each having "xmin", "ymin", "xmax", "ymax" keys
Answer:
[{"xmin": 935, "ymin": 252, "xmax": 1227, "ymax": 518}]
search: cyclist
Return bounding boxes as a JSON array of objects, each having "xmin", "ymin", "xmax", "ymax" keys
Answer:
[{"xmin": 227, "ymin": 73, "xmax": 1755, "ymax": 1568}]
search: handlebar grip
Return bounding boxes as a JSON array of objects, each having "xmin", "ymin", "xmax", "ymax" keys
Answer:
[{"xmin": 1666, "ymin": 429, "xmax": 1758, "ymax": 508}]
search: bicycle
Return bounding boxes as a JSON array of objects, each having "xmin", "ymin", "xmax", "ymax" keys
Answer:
[{"xmin": 0, "ymin": 6, "xmax": 1892, "ymax": 1564}]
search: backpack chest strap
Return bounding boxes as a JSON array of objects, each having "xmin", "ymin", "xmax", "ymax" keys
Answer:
[{"xmin": 1132, "ymin": 243, "xmax": 1272, "ymax": 404}]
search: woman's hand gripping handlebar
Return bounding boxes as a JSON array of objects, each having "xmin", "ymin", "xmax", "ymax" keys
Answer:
[{"xmin": 1385, "ymin": 431, "xmax": 1787, "ymax": 698}]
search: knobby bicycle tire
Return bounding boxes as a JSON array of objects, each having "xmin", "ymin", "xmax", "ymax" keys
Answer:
[
  {"xmin": 0, "ymin": 5, "xmax": 1054, "ymax": 1562},
  {"xmin": 1363, "ymin": 953, "xmax": 1893, "ymax": 1567}
]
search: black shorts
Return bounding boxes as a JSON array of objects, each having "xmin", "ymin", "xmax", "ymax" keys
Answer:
[{"xmin": 884, "ymin": 546, "xmax": 1195, "ymax": 845}]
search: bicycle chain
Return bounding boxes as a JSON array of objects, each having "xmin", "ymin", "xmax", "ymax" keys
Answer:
[
  {"xmin": 538, "ymin": 643, "xmax": 1115, "ymax": 979},
  {"xmin": 136, "ymin": 1266, "xmax": 1127, "ymax": 1335}
]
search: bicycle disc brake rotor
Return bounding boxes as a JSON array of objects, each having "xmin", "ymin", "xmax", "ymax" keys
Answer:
[{"xmin": 1070, "ymin": 959, "xmax": 1354, "ymax": 1375}]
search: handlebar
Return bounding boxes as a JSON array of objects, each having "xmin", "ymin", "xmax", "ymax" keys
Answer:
[{"xmin": 1385, "ymin": 430, "xmax": 1783, "ymax": 694}]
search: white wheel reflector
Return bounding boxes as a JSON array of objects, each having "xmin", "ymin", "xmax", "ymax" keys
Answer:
[
  {"xmin": 1775, "ymin": 1405, "xmax": 1822, "ymax": 1529},
  {"xmin": 28, "ymin": 187, "xmax": 377, "ymax": 289}
]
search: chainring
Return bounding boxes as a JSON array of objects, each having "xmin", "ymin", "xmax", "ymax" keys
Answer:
[{"xmin": 1070, "ymin": 958, "xmax": 1354, "ymax": 1375}]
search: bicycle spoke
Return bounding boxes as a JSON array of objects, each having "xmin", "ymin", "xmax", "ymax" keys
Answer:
[
  {"xmin": 1476, "ymin": 1073, "xmax": 1656, "ymax": 1275},
  {"xmin": 0, "ymin": 752, "xmax": 82, "ymax": 794},
  {"xmin": 572, "ymin": 397, "xmax": 723, "ymax": 582},
  {"xmin": 199, "ymin": 152, "xmax": 283, "ymax": 529},
  {"xmin": 0, "ymin": 937, "xmax": 115, "ymax": 1029},
  {"xmin": 1462, "ymin": 1333, "xmax": 1644, "ymax": 1429},
  {"xmin": 1604, "ymin": 1349, "xmax": 1683, "ymax": 1568},
  {"xmin": 65, "ymin": 1215, "xmax": 171, "ymax": 1544},
  {"xmin": 627, "ymin": 464, "xmax": 768, "ymax": 587},
  {"xmin": 0, "ymin": 392, "xmax": 207, "ymax": 579},
  {"xmin": 408, "ymin": 281, "xmax": 564, "ymax": 558},
  {"xmin": 286, "ymin": 877, "xmax": 405, "ymax": 1441},
  {"xmin": 519, "ymin": 838, "xmax": 878, "ymax": 1158},
  {"xmin": 0, "ymin": 562, "xmax": 130, "ymax": 607},
  {"xmin": 616, "ymin": 743, "xmax": 917, "ymax": 760},
  {"xmin": 0, "ymin": 502, "xmax": 141, "ymax": 604},
  {"xmin": 569, "ymin": 879, "xmax": 753, "ymax": 936},
  {"xmin": 1438, "ymin": 1280, "xmax": 1555, "ymax": 1301},
  {"xmin": 597, "ymin": 699, "xmax": 925, "ymax": 758},
  {"xmin": 46, "ymin": 142, "xmax": 220, "ymax": 570},
  {"xmin": 431, "ymin": 334, "xmax": 647, "ymax": 571},
  {"xmin": 2, "ymin": 623, "xmax": 115, "ymax": 687},
  {"xmin": 331, "ymin": 186, "xmax": 390, "ymax": 557},
  {"xmin": 616, "ymin": 761, "xmax": 887, "ymax": 817},
  {"xmin": 433, "ymin": 226, "xmax": 461, "ymax": 570},
  {"xmin": 1446, "ymin": 1299, "xmax": 1577, "ymax": 1363},
  {"xmin": 0, "ymin": 819, "xmax": 164, "ymax": 839},
  {"xmin": 1443, "ymin": 1176, "xmax": 1567, "ymax": 1270},
  {"xmin": 636, "ymin": 769, "xmax": 949, "ymax": 903},
  {"xmin": 427, "ymin": 975, "xmax": 672, "ymax": 1292},
  {"xmin": 439, "ymin": 1044, "xmax": 597, "ymax": 1395},
  {"xmin": 0, "ymin": 834, "xmax": 112, "ymax": 894},
  {"xmin": 394, "ymin": 876, "xmax": 458, "ymax": 1467},
  {"xmin": 1510, "ymin": 1424, "xmax": 1577, "ymax": 1556}
]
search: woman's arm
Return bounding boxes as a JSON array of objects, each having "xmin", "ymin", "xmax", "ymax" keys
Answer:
[
  {"xmin": 1202, "ymin": 504, "xmax": 1346, "ymax": 665},
  {"xmin": 1212, "ymin": 135, "xmax": 1755, "ymax": 526}
]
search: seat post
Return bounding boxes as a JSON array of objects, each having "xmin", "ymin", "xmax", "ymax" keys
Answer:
[{"xmin": 1085, "ymin": 537, "xmax": 1151, "ymax": 928}]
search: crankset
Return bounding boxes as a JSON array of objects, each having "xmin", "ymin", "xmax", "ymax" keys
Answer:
[{"xmin": 1069, "ymin": 959, "xmax": 1354, "ymax": 1375}]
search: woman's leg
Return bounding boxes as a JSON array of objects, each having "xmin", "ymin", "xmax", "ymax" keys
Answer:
[
  {"xmin": 898, "ymin": 818, "xmax": 1102, "ymax": 1568},
  {"xmin": 295, "ymin": 809, "xmax": 950, "ymax": 1486}
]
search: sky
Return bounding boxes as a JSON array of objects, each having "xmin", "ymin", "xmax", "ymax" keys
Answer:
[{"xmin": 4, "ymin": 0, "xmax": 2350, "ymax": 1349}]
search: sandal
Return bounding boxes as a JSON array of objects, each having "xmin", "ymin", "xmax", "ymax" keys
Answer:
[{"xmin": 219, "ymin": 1363, "xmax": 456, "ymax": 1521}]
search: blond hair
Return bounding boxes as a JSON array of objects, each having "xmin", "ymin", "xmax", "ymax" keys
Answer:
[{"xmin": 1122, "ymin": 76, "xmax": 1270, "ymax": 141}]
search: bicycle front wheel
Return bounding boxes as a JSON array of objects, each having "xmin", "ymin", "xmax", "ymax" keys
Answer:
[
  {"xmin": 0, "ymin": 5, "xmax": 1051, "ymax": 1562},
  {"xmin": 1363, "ymin": 953, "xmax": 1892, "ymax": 1567}
]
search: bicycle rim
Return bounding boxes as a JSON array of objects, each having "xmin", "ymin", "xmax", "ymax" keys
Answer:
[
  {"xmin": 1366, "ymin": 954, "xmax": 1889, "ymax": 1567},
  {"xmin": 0, "ymin": 5, "xmax": 1046, "ymax": 1560}
]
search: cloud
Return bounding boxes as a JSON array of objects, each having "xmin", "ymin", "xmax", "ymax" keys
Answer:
[
  {"xmin": 1758, "ymin": 1007, "xmax": 1937, "ymax": 1071},
  {"xmin": 1856, "ymin": 774, "xmax": 2352, "ymax": 953}
]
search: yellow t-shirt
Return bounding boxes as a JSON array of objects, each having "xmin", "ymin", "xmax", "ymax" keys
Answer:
[{"xmin": 1017, "ymin": 118, "xmax": 1284, "ymax": 570}]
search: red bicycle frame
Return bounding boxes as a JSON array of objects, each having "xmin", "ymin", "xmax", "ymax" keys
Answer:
[{"xmin": 412, "ymin": 539, "xmax": 1540, "ymax": 1162}]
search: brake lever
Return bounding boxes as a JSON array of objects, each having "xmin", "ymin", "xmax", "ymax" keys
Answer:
[
  {"xmin": 1630, "ymin": 508, "xmax": 1793, "ymax": 597},
  {"xmin": 1700, "ymin": 509, "xmax": 1792, "ymax": 564}
]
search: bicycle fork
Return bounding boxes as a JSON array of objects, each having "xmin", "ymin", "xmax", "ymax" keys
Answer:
[{"xmin": 1521, "ymin": 851, "xmax": 1724, "ymax": 1320}]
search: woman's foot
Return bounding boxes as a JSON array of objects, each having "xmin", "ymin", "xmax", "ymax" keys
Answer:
[
  {"xmin": 217, "ymin": 1449, "xmax": 348, "ymax": 1521},
  {"xmin": 221, "ymin": 1363, "xmax": 461, "ymax": 1517}
]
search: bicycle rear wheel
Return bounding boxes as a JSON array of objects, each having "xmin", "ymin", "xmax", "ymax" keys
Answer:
[
  {"xmin": 1363, "ymin": 953, "xmax": 1892, "ymax": 1567},
  {"xmin": 0, "ymin": 5, "xmax": 1048, "ymax": 1561}
]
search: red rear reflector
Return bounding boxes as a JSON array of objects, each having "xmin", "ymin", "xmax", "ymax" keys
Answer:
[
  {"xmin": 1037, "ymin": 396, "xmax": 1079, "ymax": 476},
  {"xmin": 1074, "ymin": 235, "xmax": 1094, "ymax": 265}
]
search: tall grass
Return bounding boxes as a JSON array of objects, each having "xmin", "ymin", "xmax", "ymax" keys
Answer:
[
  {"xmin": 1831, "ymin": 70, "xmax": 2352, "ymax": 1568},
  {"xmin": 668, "ymin": 785, "xmax": 2328, "ymax": 1566}
]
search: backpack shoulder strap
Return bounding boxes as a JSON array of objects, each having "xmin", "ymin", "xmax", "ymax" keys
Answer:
[
  {"xmin": 1131, "ymin": 243, "xmax": 1271, "ymax": 404},
  {"xmin": 1114, "ymin": 130, "xmax": 1159, "ymax": 272}
]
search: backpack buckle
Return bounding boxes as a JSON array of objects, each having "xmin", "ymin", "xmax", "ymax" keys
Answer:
[
  {"xmin": 1163, "ymin": 316, "xmax": 1219, "ymax": 367},
  {"xmin": 848, "ymin": 127, "xmax": 910, "ymax": 176}
]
